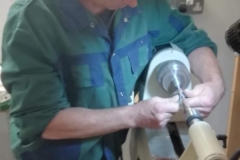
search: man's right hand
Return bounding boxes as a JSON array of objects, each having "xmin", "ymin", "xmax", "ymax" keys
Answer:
[
  {"xmin": 42, "ymin": 96, "xmax": 179, "ymax": 140},
  {"xmin": 131, "ymin": 96, "xmax": 179, "ymax": 129}
]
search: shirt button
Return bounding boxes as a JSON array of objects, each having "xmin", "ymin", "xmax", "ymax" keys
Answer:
[
  {"xmin": 90, "ymin": 23, "xmax": 95, "ymax": 28},
  {"xmin": 141, "ymin": 40, "xmax": 143, "ymax": 44},
  {"xmin": 124, "ymin": 18, "xmax": 128, "ymax": 23},
  {"xmin": 112, "ymin": 53, "xmax": 116, "ymax": 56},
  {"xmin": 120, "ymin": 92, "xmax": 124, "ymax": 97}
]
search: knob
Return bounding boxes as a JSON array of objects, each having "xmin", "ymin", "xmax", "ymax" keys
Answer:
[{"xmin": 179, "ymin": 3, "xmax": 187, "ymax": 13}]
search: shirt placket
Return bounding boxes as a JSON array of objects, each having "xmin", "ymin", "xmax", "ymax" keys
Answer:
[{"xmin": 110, "ymin": 15, "xmax": 130, "ymax": 107}]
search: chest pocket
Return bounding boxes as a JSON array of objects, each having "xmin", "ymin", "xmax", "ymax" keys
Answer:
[
  {"xmin": 71, "ymin": 64, "xmax": 104, "ymax": 88},
  {"xmin": 126, "ymin": 35, "xmax": 153, "ymax": 75},
  {"xmin": 58, "ymin": 53, "xmax": 108, "ymax": 107},
  {"xmin": 61, "ymin": 52, "xmax": 108, "ymax": 88}
]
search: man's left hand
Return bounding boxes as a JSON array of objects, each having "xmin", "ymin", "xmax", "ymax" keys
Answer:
[{"xmin": 183, "ymin": 81, "xmax": 225, "ymax": 118}]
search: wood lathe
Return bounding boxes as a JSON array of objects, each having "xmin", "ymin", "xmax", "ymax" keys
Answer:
[{"xmin": 128, "ymin": 45, "xmax": 228, "ymax": 160}]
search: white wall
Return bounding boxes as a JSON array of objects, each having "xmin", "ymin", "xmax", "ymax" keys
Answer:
[
  {"xmin": 0, "ymin": 0, "xmax": 13, "ymax": 61},
  {"xmin": 0, "ymin": 1, "xmax": 14, "ymax": 160}
]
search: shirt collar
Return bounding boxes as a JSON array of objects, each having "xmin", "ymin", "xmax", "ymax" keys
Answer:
[
  {"xmin": 59, "ymin": 0, "xmax": 142, "ymax": 32},
  {"xmin": 121, "ymin": 5, "xmax": 142, "ymax": 19}
]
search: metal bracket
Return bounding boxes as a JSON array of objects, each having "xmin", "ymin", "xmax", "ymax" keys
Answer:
[{"xmin": 216, "ymin": 135, "xmax": 228, "ymax": 148}]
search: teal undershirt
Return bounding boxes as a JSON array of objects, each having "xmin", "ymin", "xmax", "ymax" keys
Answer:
[{"xmin": 98, "ymin": 10, "xmax": 115, "ymax": 29}]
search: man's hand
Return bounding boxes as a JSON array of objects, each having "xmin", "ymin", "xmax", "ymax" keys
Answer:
[
  {"xmin": 186, "ymin": 47, "xmax": 225, "ymax": 118},
  {"xmin": 42, "ymin": 95, "xmax": 179, "ymax": 140},
  {"xmin": 132, "ymin": 96, "xmax": 179, "ymax": 129},
  {"xmin": 183, "ymin": 81, "xmax": 225, "ymax": 118}
]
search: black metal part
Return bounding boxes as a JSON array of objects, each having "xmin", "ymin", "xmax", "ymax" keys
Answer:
[
  {"xmin": 225, "ymin": 19, "xmax": 240, "ymax": 54},
  {"xmin": 229, "ymin": 149, "xmax": 240, "ymax": 160},
  {"xmin": 167, "ymin": 122, "xmax": 186, "ymax": 157},
  {"xmin": 216, "ymin": 135, "xmax": 228, "ymax": 149},
  {"xmin": 186, "ymin": 115, "xmax": 203, "ymax": 127}
]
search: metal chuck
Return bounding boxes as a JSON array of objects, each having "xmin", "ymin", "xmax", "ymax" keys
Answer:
[{"xmin": 156, "ymin": 60, "xmax": 203, "ymax": 127}]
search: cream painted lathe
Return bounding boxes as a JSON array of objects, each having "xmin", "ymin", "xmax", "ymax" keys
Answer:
[{"xmin": 127, "ymin": 46, "xmax": 227, "ymax": 160}]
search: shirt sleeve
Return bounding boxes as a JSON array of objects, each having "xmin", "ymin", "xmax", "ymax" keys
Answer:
[
  {"xmin": 1, "ymin": 2, "xmax": 70, "ymax": 142},
  {"xmin": 150, "ymin": 0, "xmax": 217, "ymax": 56}
]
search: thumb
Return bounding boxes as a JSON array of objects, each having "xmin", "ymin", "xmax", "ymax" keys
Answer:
[
  {"xmin": 170, "ymin": 95, "xmax": 180, "ymax": 102},
  {"xmin": 155, "ymin": 95, "xmax": 179, "ymax": 103},
  {"xmin": 184, "ymin": 89, "xmax": 196, "ymax": 98},
  {"xmin": 184, "ymin": 85, "xmax": 203, "ymax": 98}
]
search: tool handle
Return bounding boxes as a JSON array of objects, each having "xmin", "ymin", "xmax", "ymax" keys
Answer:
[{"xmin": 189, "ymin": 121, "xmax": 227, "ymax": 160}]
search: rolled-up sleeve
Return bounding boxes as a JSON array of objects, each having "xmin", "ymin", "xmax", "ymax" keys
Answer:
[
  {"xmin": 152, "ymin": 0, "xmax": 217, "ymax": 56},
  {"xmin": 1, "ymin": 3, "xmax": 70, "ymax": 142}
]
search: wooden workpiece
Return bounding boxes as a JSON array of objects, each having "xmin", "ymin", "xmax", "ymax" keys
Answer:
[{"xmin": 227, "ymin": 55, "xmax": 240, "ymax": 158}]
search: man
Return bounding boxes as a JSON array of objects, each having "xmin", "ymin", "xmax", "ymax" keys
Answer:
[{"xmin": 1, "ymin": 0, "xmax": 225, "ymax": 159}]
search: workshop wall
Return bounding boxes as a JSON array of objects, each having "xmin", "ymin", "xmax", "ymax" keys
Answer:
[
  {"xmin": 0, "ymin": 0, "xmax": 13, "ymax": 61},
  {"xmin": 0, "ymin": 0, "xmax": 240, "ymax": 160},
  {"xmin": 0, "ymin": 1, "xmax": 14, "ymax": 160}
]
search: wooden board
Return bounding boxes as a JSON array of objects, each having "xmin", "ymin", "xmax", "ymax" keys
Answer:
[{"xmin": 226, "ymin": 56, "xmax": 240, "ymax": 157}]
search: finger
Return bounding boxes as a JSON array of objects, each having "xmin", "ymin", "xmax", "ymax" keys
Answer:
[
  {"xmin": 192, "ymin": 107, "xmax": 212, "ymax": 115},
  {"xmin": 156, "ymin": 113, "xmax": 172, "ymax": 121},
  {"xmin": 184, "ymin": 89, "xmax": 195, "ymax": 98},
  {"xmin": 159, "ymin": 116, "xmax": 171, "ymax": 127},
  {"xmin": 159, "ymin": 120, "xmax": 168, "ymax": 128},
  {"xmin": 156, "ymin": 113, "xmax": 172, "ymax": 127},
  {"xmin": 154, "ymin": 95, "xmax": 179, "ymax": 103},
  {"xmin": 184, "ymin": 97, "xmax": 203, "ymax": 108},
  {"xmin": 156, "ymin": 102, "xmax": 179, "ymax": 113},
  {"xmin": 166, "ymin": 102, "xmax": 179, "ymax": 113},
  {"xmin": 197, "ymin": 111, "xmax": 208, "ymax": 118},
  {"xmin": 170, "ymin": 95, "xmax": 180, "ymax": 102}
]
